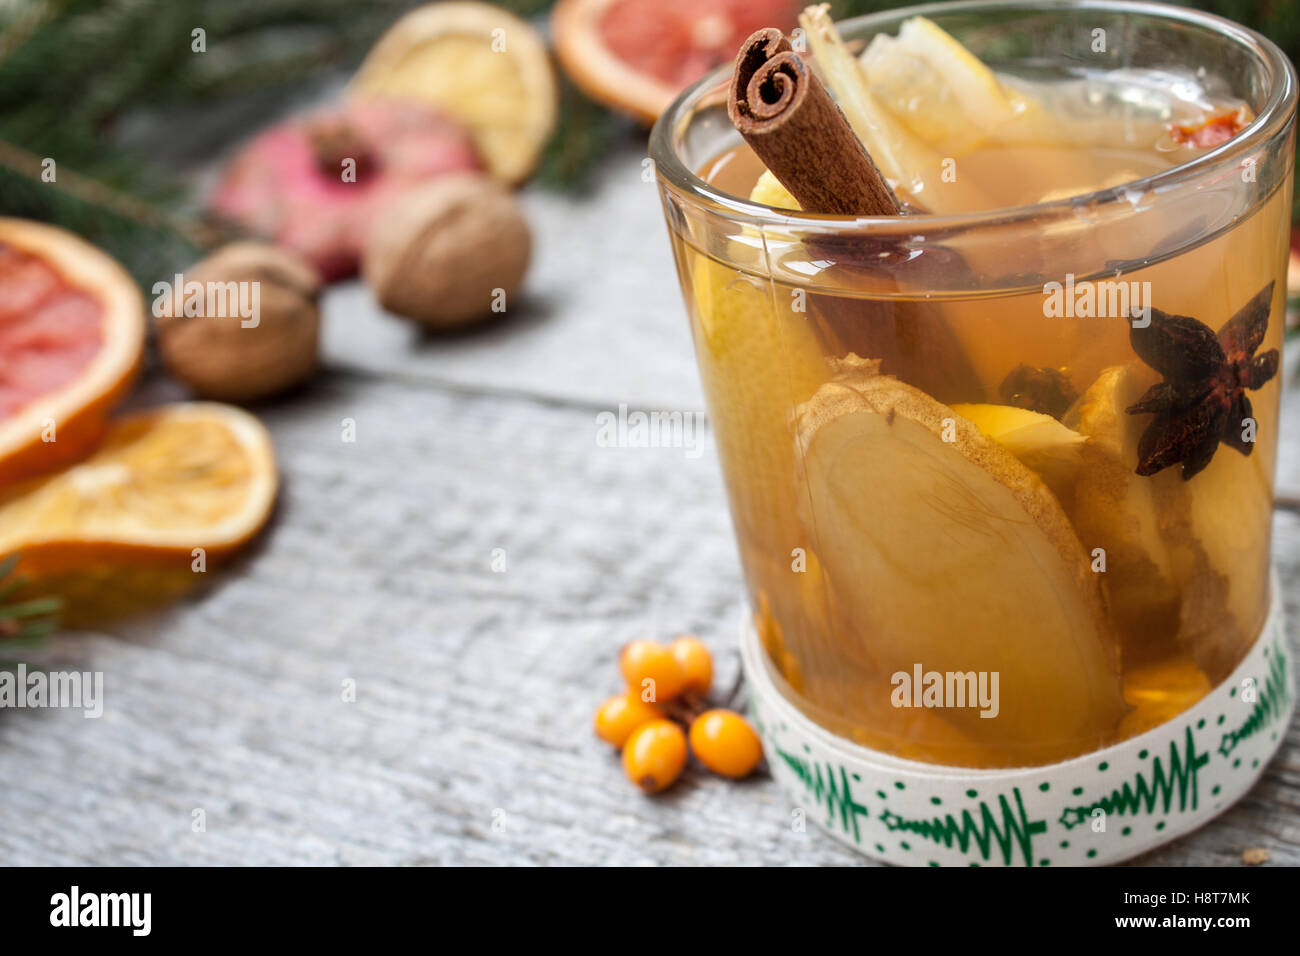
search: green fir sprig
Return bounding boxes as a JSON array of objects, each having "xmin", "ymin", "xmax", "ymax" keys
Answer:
[{"xmin": 0, "ymin": 555, "xmax": 62, "ymax": 645}]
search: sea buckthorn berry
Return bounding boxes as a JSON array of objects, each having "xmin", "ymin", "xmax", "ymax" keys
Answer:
[
  {"xmin": 619, "ymin": 640, "xmax": 686, "ymax": 703},
  {"xmin": 594, "ymin": 694, "xmax": 662, "ymax": 748},
  {"xmin": 622, "ymin": 719, "xmax": 688, "ymax": 794},
  {"xmin": 669, "ymin": 635, "xmax": 713, "ymax": 695},
  {"xmin": 689, "ymin": 709, "xmax": 763, "ymax": 779}
]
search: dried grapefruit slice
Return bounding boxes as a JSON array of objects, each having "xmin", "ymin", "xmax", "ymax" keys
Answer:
[
  {"xmin": 553, "ymin": 0, "xmax": 800, "ymax": 124},
  {"xmin": 0, "ymin": 403, "xmax": 277, "ymax": 578},
  {"xmin": 349, "ymin": 2, "xmax": 557, "ymax": 185},
  {"xmin": 0, "ymin": 219, "xmax": 144, "ymax": 484}
]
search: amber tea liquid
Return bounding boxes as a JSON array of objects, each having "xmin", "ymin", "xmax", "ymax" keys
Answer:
[{"xmin": 675, "ymin": 69, "xmax": 1291, "ymax": 768}]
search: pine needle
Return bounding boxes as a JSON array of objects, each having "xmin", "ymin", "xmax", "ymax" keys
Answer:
[{"xmin": 0, "ymin": 555, "xmax": 63, "ymax": 645}]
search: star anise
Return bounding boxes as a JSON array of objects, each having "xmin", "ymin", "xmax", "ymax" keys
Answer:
[{"xmin": 1126, "ymin": 282, "xmax": 1279, "ymax": 481}]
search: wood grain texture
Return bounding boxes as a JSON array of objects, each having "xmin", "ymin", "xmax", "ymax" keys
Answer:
[{"xmin": 0, "ymin": 141, "xmax": 1296, "ymax": 866}]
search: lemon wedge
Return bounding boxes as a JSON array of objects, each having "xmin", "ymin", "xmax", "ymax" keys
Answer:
[
  {"xmin": 749, "ymin": 169, "xmax": 800, "ymax": 209},
  {"xmin": 951, "ymin": 402, "xmax": 1085, "ymax": 504},
  {"xmin": 860, "ymin": 16, "xmax": 1024, "ymax": 156}
]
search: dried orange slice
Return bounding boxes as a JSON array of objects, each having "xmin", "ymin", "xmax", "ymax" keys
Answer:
[
  {"xmin": 553, "ymin": 0, "xmax": 801, "ymax": 124},
  {"xmin": 0, "ymin": 218, "xmax": 144, "ymax": 484},
  {"xmin": 0, "ymin": 403, "xmax": 278, "ymax": 578},
  {"xmin": 350, "ymin": 2, "xmax": 557, "ymax": 185}
]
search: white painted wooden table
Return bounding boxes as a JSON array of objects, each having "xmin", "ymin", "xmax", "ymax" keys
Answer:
[{"xmin": 1, "ymin": 140, "xmax": 1297, "ymax": 866}]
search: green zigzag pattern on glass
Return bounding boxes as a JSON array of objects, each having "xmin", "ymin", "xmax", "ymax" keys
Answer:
[
  {"xmin": 775, "ymin": 749, "xmax": 869, "ymax": 842},
  {"xmin": 756, "ymin": 616, "xmax": 1291, "ymax": 866},
  {"xmin": 773, "ymin": 746, "xmax": 1050, "ymax": 866},
  {"xmin": 876, "ymin": 790, "xmax": 1046, "ymax": 867},
  {"xmin": 1219, "ymin": 639, "xmax": 1291, "ymax": 758},
  {"xmin": 1056, "ymin": 726, "xmax": 1209, "ymax": 830}
]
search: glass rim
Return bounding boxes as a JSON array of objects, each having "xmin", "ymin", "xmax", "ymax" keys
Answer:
[{"xmin": 648, "ymin": 0, "xmax": 1298, "ymax": 233}]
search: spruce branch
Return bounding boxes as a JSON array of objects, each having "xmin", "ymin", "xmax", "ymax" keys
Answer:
[{"xmin": 0, "ymin": 555, "xmax": 62, "ymax": 645}]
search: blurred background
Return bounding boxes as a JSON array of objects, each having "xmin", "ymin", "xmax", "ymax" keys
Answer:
[{"xmin": 0, "ymin": 0, "xmax": 1296, "ymax": 286}]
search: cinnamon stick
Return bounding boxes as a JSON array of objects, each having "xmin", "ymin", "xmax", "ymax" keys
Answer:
[
  {"xmin": 724, "ymin": 26, "xmax": 981, "ymax": 404},
  {"xmin": 727, "ymin": 28, "xmax": 899, "ymax": 217}
]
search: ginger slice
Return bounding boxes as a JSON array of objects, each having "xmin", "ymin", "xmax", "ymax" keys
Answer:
[
  {"xmin": 1065, "ymin": 365, "xmax": 1184, "ymax": 661},
  {"xmin": 794, "ymin": 357, "xmax": 1125, "ymax": 760},
  {"xmin": 1066, "ymin": 363, "xmax": 1270, "ymax": 680},
  {"xmin": 1156, "ymin": 449, "xmax": 1272, "ymax": 682}
]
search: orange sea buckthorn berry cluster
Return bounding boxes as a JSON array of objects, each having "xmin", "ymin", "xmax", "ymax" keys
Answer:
[{"xmin": 593, "ymin": 635, "xmax": 763, "ymax": 793}]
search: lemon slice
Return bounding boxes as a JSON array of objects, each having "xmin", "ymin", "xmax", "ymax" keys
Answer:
[
  {"xmin": 860, "ymin": 16, "xmax": 1021, "ymax": 155},
  {"xmin": 689, "ymin": 250, "xmax": 838, "ymax": 694},
  {"xmin": 0, "ymin": 403, "xmax": 278, "ymax": 575},
  {"xmin": 350, "ymin": 3, "xmax": 558, "ymax": 185},
  {"xmin": 749, "ymin": 169, "xmax": 799, "ymax": 209},
  {"xmin": 689, "ymin": 252, "xmax": 826, "ymax": 549},
  {"xmin": 951, "ymin": 403, "xmax": 1085, "ymax": 504}
]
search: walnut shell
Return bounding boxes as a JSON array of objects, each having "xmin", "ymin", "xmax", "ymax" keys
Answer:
[
  {"xmin": 156, "ymin": 242, "xmax": 321, "ymax": 402},
  {"xmin": 362, "ymin": 174, "xmax": 531, "ymax": 328}
]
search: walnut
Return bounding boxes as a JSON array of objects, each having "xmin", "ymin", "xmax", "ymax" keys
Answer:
[
  {"xmin": 362, "ymin": 174, "xmax": 531, "ymax": 328},
  {"xmin": 156, "ymin": 242, "xmax": 321, "ymax": 402}
]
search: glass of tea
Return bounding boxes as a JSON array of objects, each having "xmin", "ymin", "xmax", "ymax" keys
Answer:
[{"xmin": 650, "ymin": 0, "xmax": 1295, "ymax": 864}]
